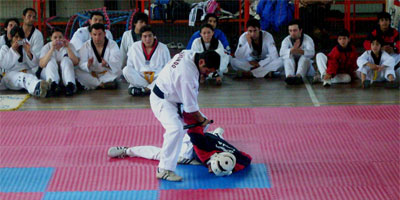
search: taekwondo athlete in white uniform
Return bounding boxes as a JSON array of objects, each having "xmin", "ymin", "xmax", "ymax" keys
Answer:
[
  {"xmin": 357, "ymin": 37, "xmax": 398, "ymax": 88},
  {"xmin": 190, "ymin": 24, "xmax": 229, "ymax": 85},
  {"xmin": 0, "ymin": 18, "xmax": 19, "ymax": 79},
  {"xmin": 39, "ymin": 29, "xmax": 80, "ymax": 96},
  {"xmin": 75, "ymin": 23, "xmax": 122, "ymax": 90},
  {"xmin": 21, "ymin": 8, "xmax": 44, "ymax": 77},
  {"xmin": 120, "ymin": 12, "xmax": 148, "ymax": 67},
  {"xmin": 149, "ymin": 50, "xmax": 220, "ymax": 181},
  {"xmin": 280, "ymin": 19, "xmax": 315, "ymax": 85},
  {"xmin": 0, "ymin": 26, "xmax": 49, "ymax": 97},
  {"xmin": 70, "ymin": 11, "xmax": 113, "ymax": 51},
  {"xmin": 231, "ymin": 19, "xmax": 283, "ymax": 78},
  {"xmin": 123, "ymin": 25, "xmax": 170, "ymax": 96}
]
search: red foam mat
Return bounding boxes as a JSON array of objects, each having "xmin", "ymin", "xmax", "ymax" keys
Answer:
[{"xmin": 0, "ymin": 105, "xmax": 399, "ymax": 199}]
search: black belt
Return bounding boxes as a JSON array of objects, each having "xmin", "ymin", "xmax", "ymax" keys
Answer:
[
  {"xmin": 154, "ymin": 84, "xmax": 184, "ymax": 117},
  {"xmin": 153, "ymin": 84, "xmax": 165, "ymax": 99}
]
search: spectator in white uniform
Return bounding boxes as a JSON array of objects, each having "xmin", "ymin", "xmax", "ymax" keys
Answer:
[
  {"xmin": 70, "ymin": 11, "xmax": 113, "ymax": 51},
  {"xmin": 280, "ymin": 19, "xmax": 315, "ymax": 85},
  {"xmin": 75, "ymin": 23, "xmax": 122, "ymax": 90},
  {"xmin": 21, "ymin": 8, "xmax": 44, "ymax": 77},
  {"xmin": 123, "ymin": 26, "xmax": 170, "ymax": 96},
  {"xmin": 0, "ymin": 26, "xmax": 49, "ymax": 97},
  {"xmin": 120, "ymin": 12, "xmax": 148, "ymax": 67},
  {"xmin": 231, "ymin": 19, "xmax": 283, "ymax": 79},
  {"xmin": 0, "ymin": 18, "xmax": 19, "ymax": 49},
  {"xmin": 0, "ymin": 18, "xmax": 19, "ymax": 78},
  {"xmin": 39, "ymin": 28, "xmax": 80, "ymax": 96},
  {"xmin": 190, "ymin": 24, "xmax": 229, "ymax": 85},
  {"xmin": 357, "ymin": 36, "xmax": 398, "ymax": 88}
]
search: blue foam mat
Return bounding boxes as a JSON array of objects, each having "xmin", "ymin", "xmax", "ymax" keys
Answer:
[
  {"xmin": 160, "ymin": 163, "xmax": 271, "ymax": 190},
  {"xmin": 0, "ymin": 167, "xmax": 54, "ymax": 192}
]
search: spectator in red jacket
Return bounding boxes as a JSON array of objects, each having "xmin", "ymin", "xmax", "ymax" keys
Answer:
[
  {"xmin": 316, "ymin": 29, "xmax": 358, "ymax": 87},
  {"xmin": 363, "ymin": 12, "xmax": 399, "ymax": 77}
]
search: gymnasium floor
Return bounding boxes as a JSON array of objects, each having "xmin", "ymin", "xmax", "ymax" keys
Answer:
[{"xmin": 1, "ymin": 74, "xmax": 399, "ymax": 200}]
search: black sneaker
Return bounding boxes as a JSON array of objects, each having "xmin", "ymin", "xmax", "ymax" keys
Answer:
[
  {"xmin": 384, "ymin": 81, "xmax": 399, "ymax": 89},
  {"xmin": 285, "ymin": 77, "xmax": 296, "ymax": 85},
  {"xmin": 65, "ymin": 82, "xmax": 76, "ymax": 96},
  {"xmin": 362, "ymin": 80, "xmax": 371, "ymax": 89},
  {"xmin": 129, "ymin": 87, "xmax": 148, "ymax": 96},
  {"xmin": 294, "ymin": 76, "xmax": 304, "ymax": 85},
  {"xmin": 47, "ymin": 81, "xmax": 61, "ymax": 97},
  {"xmin": 103, "ymin": 79, "xmax": 118, "ymax": 89}
]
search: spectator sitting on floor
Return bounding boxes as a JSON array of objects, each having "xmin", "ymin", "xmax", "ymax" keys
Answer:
[
  {"xmin": 0, "ymin": 26, "xmax": 49, "ymax": 97},
  {"xmin": 363, "ymin": 12, "xmax": 400, "ymax": 80},
  {"xmin": 190, "ymin": 24, "xmax": 229, "ymax": 85},
  {"xmin": 70, "ymin": 11, "xmax": 114, "ymax": 51},
  {"xmin": 0, "ymin": 18, "xmax": 20, "ymax": 49},
  {"xmin": 120, "ymin": 12, "xmax": 148, "ymax": 67},
  {"xmin": 230, "ymin": 19, "xmax": 283, "ymax": 79},
  {"xmin": 280, "ymin": 19, "xmax": 315, "ymax": 85},
  {"xmin": 75, "ymin": 23, "xmax": 122, "ymax": 90},
  {"xmin": 39, "ymin": 28, "xmax": 80, "ymax": 97},
  {"xmin": 315, "ymin": 29, "xmax": 358, "ymax": 87},
  {"xmin": 357, "ymin": 37, "xmax": 398, "ymax": 89},
  {"xmin": 186, "ymin": 13, "xmax": 230, "ymax": 54},
  {"xmin": 123, "ymin": 26, "xmax": 170, "ymax": 96}
]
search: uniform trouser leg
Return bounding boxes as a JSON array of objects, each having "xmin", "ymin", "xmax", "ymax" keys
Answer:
[
  {"xmin": 218, "ymin": 54, "xmax": 230, "ymax": 75},
  {"xmin": 297, "ymin": 56, "xmax": 311, "ymax": 77},
  {"xmin": 251, "ymin": 58, "xmax": 283, "ymax": 78},
  {"xmin": 75, "ymin": 69, "xmax": 101, "ymax": 90},
  {"xmin": 283, "ymin": 57, "xmax": 296, "ymax": 77},
  {"xmin": 60, "ymin": 57, "xmax": 76, "ymax": 86},
  {"xmin": 150, "ymin": 93, "xmax": 186, "ymax": 171},
  {"xmin": 230, "ymin": 57, "xmax": 252, "ymax": 71},
  {"xmin": 41, "ymin": 58, "xmax": 60, "ymax": 83},
  {"xmin": 126, "ymin": 134, "xmax": 193, "ymax": 160},
  {"xmin": 357, "ymin": 66, "xmax": 395, "ymax": 82},
  {"xmin": 382, "ymin": 66, "xmax": 396, "ymax": 81},
  {"xmin": 316, "ymin": 53, "xmax": 328, "ymax": 79},
  {"xmin": 122, "ymin": 66, "xmax": 149, "ymax": 88},
  {"xmin": 3, "ymin": 71, "xmax": 40, "ymax": 94},
  {"xmin": 357, "ymin": 66, "xmax": 373, "ymax": 81}
]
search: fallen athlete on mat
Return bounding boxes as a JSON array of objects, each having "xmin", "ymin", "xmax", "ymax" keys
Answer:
[{"xmin": 108, "ymin": 112, "xmax": 252, "ymax": 180}]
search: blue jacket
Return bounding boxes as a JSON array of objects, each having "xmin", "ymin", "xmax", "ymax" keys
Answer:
[{"xmin": 257, "ymin": 0, "xmax": 293, "ymax": 31}]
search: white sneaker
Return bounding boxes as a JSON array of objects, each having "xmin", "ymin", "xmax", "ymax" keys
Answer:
[
  {"xmin": 107, "ymin": 146, "xmax": 128, "ymax": 158},
  {"xmin": 156, "ymin": 169, "xmax": 182, "ymax": 181},
  {"xmin": 323, "ymin": 79, "xmax": 331, "ymax": 87},
  {"xmin": 33, "ymin": 80, "xmax": 50, "ymax": 98},
  {"xmin": 178, "ymin": 157, "xmax": 202, "ymax": 165},
  {"xmin": 211, "ymin": 127, "xmax": 224, "ymax": 139}
]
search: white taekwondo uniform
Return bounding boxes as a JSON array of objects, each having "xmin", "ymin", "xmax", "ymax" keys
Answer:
[
  {"xmin": 120, "ymin": 30, "xmax": 141, "ymax": 67},
  {"xmin": 150, "ymin": 50, "xmax": 203, "ymax": 172},
  {"xmin": 75, "ymin": 38, "xmax": 122, "ymax": 90},
  {"xmin": 123, "ymin": 40, "xmax": 170, "ymax": 89},
  {"xmin": 280, "ymin": 33, "xmax": 315, "ymax": 77},
  {"xmin": 70, "ymin": 26, "xmax": 113, "ymax": 51},
  {"xmin": 357, "ymin": 50, "xmax": 396, "ymax": 82},
  {"xmin": 39, "ymin": 42, "xmax": 78, "ymax": 86},
  {"xmin": 191, "ymin": 37, "xmax": 229, "ymax": 75},
  {"xmin": 0, "ymin": 44, "xmax": 42, "ymax": 94},
  {"xmin": 231, "ymin": 30, "xmax": 283, "ymax": 78}
]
